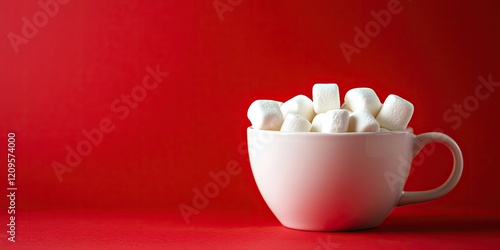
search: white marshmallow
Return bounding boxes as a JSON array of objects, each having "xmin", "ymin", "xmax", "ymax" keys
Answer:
[
  {"xmin": 348, "ymin": 109, "xmax": 380, "ymax": 132},
  {"xmin": 376, "ymin": 94, "xmax": 414, "ymax": 131},
  {"xmin": 310, "ymin": 113, "xmax": 325, "ymax": 132},
  {"xmin": 379, "ymin": 127, "xmax": 390, "ymax": 132},
  {"xmin": 247, "ymin": 100, "xmax": 284, "ymax": 131},
  {"xmin": 322, "ymin": 110, "xmax": 349, "ymax": 133},
  {"xmin": 312, "ymin": 83, "xmax": 340, "ymax": 113},
  {"xmin": 280, "ymin": 95, "xmax": 315, "ymax": 122},
  {"xmin": 280, "ymin": 113, "xmax": 312, "ymax": 132},
  {"xmin": 344, "ymin": 88, "xmax": 383, "ymax": 116}
]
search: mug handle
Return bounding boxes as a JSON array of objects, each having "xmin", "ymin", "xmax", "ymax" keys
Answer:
[{"xmin": 397, "ymin": 132, "xmax": 463, "ymax": 206}]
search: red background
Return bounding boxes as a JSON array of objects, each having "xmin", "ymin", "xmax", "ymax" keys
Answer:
[{"xmin": 1, "ymin": 0, "xmax": 499, "ymax": 249}]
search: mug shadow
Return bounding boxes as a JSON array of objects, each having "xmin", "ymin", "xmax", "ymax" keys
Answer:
[{"xmin": 369, "ymin": 214, "xmax": 500, "ymax": 233}]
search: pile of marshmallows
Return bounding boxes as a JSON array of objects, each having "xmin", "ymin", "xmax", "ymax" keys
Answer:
[{"xmin": 247, "ymin": 84, "xmax": 414, "ymax": 133}]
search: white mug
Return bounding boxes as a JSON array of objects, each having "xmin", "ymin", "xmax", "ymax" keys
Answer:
[{"xmin": 247, "ymin": 127, "xmax": 463, "ymax": 231}]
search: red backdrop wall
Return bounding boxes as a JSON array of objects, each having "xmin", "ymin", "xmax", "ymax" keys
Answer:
[{"xmin": 1, "ymin": 0, "xmax": 499, "ymax": 219}]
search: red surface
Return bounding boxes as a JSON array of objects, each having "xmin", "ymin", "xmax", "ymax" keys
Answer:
[
  {"xmin": 2, "ymin": 207, "xmax": 500, "ymax": 250},
  {"xmin": 0, "ymin": 0, "xmax": 499, "ymax": 248}
]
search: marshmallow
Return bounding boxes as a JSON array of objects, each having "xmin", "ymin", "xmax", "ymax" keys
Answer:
[
  {"xmin": 280, "ymin": 95, "xmax": 315, "ymax": 122},
  {"xmin": 379, "ymin": 127, "xmax": 390, "ymax": 132},
  {"xmin": 322, "ymin": 110, "xmax": 349, "ymax": 133},
  {"xmin": 344, "ymin": 88, "xmax": 383, "ymax": 116},
  {"xmin": 348, "ymin": 109, "xmax": 380, "ymax": 132},
  {"xmin": 247, "ymin": 100, "xmax": 284, "ymax": 131},
  {"xmin": 376, "ymin": 94, "xmax": 414, "ymax": 131},
  {"xmin": 280, "ymin": 113, "xmax": 312, "ymax": 132},
  {"xmin": 310, "ymin": 113, "xmax": 325, "ymax": 132},
  {"xmin": 312, "ymin": 83, "xmax": 340, "ymax": 113}
]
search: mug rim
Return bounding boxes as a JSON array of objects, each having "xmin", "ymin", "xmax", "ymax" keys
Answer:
[{"xmin": 247, "ymin": 127, "xmax": 413, "ymax": 136}]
